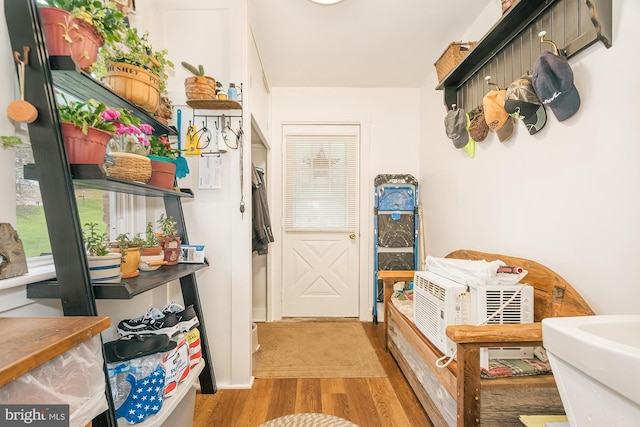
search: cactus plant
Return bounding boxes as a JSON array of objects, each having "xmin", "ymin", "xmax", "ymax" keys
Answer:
[{"xmin": 181, "ymin": 61, "xmax": 205, "ymax": 77}]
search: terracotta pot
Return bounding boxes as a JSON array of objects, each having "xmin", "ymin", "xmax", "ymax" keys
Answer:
[
  {"xmin": 39, "ymin": 7, "xmax": 102, "ymax": 72},
  {"xmin": 161, "ymin": 236, "xmax": 181, "ymax": 266},
  {"xmin": 61, "ymin": 123, "xmax": 112, "ymax": 164},
  {"xmin": 148, "ymin": 155, "xmax": 177, "ymax": 189},
  {"xmin": 140, "ymin": 246, "xmax": 163, "ymax": 257}
]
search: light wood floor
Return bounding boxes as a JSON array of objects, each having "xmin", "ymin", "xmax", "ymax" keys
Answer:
[{"xmin": 193, "ymin": 321, "xmax": 433, "ymax": 427}]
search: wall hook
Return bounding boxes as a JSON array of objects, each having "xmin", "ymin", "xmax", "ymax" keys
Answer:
[
  {"xmin": 485, "ymin": 76, "xmax": 500, "ymax": 91},
  {"xmin": 451, "ymin": 103, "xmax": 457, "ymax": 110},
  {"xmin": 538, "ymin": 31, "xmax": 559, "ymax": 55}
]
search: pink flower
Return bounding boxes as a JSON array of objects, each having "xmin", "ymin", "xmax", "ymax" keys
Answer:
[
  {"xmin": 99, "ymin": 109, "xmax": 121, "ymax": 121},
  {"xmin": 139, "ymin": 124, "xmax": 154, "ymax": 135}
]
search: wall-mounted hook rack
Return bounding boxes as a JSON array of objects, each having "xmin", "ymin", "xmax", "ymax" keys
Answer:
[
  {"xmin": 538, "ymin": 31, "xmax": 560, "ymax": 55},
  {"xmin": 485, "ymin": 75, "xmax": 500, "ymax": 91}
]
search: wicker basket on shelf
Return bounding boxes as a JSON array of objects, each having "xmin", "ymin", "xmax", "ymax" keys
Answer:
[
  {"xmin": 105, "ymin": 152, "xmax": 152, "ymax": 183},
  {"xmin": 185, "ymin": 76, "xmax": 217, "ymax": 100},
  {"xmin": 103, "ymin": 62, "xmax": 160, "ymax": 113},
  {"xmin": 434, "ymin": 41, "xmax": 478, "ymax": 82}
]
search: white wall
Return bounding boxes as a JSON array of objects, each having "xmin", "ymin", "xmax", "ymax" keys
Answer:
[
  {"xmin": 136, "ymin": 0, "xmax": 254, "ymax": 388},
  {"xmin": 419, "ymin": 1, "xmax": 640, "ymax": 315},
  {"xmin": 269, "ymin": 87, "xmax": 420, "ymax": 320},
  {"xmin": 0, "ymin": 0, "xmax": 254, "ymax": 389}
]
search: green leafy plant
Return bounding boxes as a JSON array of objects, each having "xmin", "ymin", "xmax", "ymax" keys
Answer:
[
  {"xmin": 148, "ymin": 134, "xmax": 179, "ymax": 160},
  {"xmin": 157, "ymin": 213, "xmax": 177, "ymax": 237},
  {"xmin": 141, "ymin": 221, "xmax": 159, "ymax": 248},
  {"xmin": 1, "ymin": 136, "xmax": 24, "ymax": 149},
  {"xmin": 56, "ymin": 92, "xmax": 140, "ymax": 136},
  {"xmin": 40, "ymin": 0, "xmax": 126, "ymax": 44},
  {"xmin": 111, "ymin": 232, "xmax": 142, "ymax": 250},
  {"xmin": 92, "ymin": 27, "xmax": 174, "ymax": 96},
  {"xmin": 82, "ymin": 222, "xmax": 109, "ymax": 256},
  {"xmin": 181, "ymin": 61, "xmax": 205, "ymax": 76}
]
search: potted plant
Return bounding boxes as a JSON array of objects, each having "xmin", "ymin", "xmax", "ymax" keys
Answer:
[
  {"xmin": 109, "ymin": 232, "xmax": 141, "ymax": 278},
  {"xmin": 147, "ymin": 134, "xmax": 179, "ymax": 189},
  {"xmin": 157, "ymin": 213, "xmax": 181, "ymax": 266},
  {"xmin": 181, "ymin": 61, "xmax": 216, "ymax": 100},
  {"xmin": 105, "ymin": 120, "xmax": 154, "ymax": 183},
  {"xmin": 57, "ymin": 92, "xmax": 144, "ymax": 164},
  {"xmin": 137, "ymin": 221, "xmax": 166, "ymax": 271},
  {"xmin": 93, "ymin": 27, "xmax": 174, "ymax": 114},
  {"xmin": 82, "ymin": 222, "xmax": 122, "ymax": 283},
  {"xmin": 38, "ymin": 0, "xmax": 125, "ymax": 71}
]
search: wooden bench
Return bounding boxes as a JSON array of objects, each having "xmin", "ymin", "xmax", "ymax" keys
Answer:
[{"xmin": 380, "ymin": 249, "xmax": 594, "ymax": 427}]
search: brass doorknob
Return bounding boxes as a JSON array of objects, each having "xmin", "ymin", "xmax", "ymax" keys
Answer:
[{"xmin": 349, "ymin": 232, "xmax": 356, "ymax": 239}]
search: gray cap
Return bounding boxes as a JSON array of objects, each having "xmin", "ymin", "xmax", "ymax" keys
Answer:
[
  {"xmin": 532, "ymin": 51, "xmax": 580, "ymax": 122},
  {"xmin": 444, "ymin": 107, "xmax": 468, "ymax": 149},
  {"xmin": 504, "ymin": 75, "xmax": 547, "ymax": 135}
]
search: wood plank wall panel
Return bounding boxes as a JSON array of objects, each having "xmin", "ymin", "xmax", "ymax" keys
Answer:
[{"xmin": 456, "ymin": 0, "xmax": 598, "ymax": 112}]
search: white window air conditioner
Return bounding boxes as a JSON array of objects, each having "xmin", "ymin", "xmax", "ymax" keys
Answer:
[{"xmin": 413, "ymin": 270, "xmax": 534, "ymax": 369}]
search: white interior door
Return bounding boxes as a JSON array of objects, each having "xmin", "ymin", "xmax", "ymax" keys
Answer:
[{"xmin": 282, "ymin": 124, "xmax": 360, "ymax": 317}]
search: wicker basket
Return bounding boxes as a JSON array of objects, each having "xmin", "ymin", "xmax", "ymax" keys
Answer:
[
  {"xmin": 105, "ymin": 152, "xmax": 152, "ymax": 183},
  {"xmin": 434, "ymin": 41, "xmax": 478, "ymax": 82},
  {"xmin": 185, "ymin": 76, "xmax": 217, "ymax": 100},
  {"xmin": 103, "ymin": 62, "xmax": 160, "ymax": 113}
]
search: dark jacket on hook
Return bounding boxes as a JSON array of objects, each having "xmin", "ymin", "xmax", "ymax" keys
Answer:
[{"xmin": 252, "ymin": 163, "xmax": 274, "ymax": 254}]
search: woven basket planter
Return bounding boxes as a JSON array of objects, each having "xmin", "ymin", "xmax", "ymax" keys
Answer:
[
  {"xmin": 434, "ymin": 41, "xmax": 478, "ymax": 82},
  {"xmin": 39, "ymin": 7, "xmax": 102, "ymax": 72},
  {"xmin": 105, "ymin": 152, "xmax": 152, "ymax": 183},
  {"xmin": 103, "ymin": 62, "xmax": 160, "ymax": 113},
  {"xmin": 185, "ymin": 76, "xmax": 216, "ymax": 100}
]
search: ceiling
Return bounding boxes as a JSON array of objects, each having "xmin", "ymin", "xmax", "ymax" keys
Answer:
[{"xmin": 248, "ymin": 0, "xmax": 493, "ymax": 89}]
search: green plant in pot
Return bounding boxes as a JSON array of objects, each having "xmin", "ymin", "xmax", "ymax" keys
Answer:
[
  {"xmin": 56, "ymin": 92, "xmax": 143, "ymax": 164},
  {"xmin": 182, "ymin": 61, "xmax": 216, "ymax": 100},
  {"xmin": 93, "ymin": 27, "xmax": 174, "ymax": 114},
  {"xmin": 82, "ymin": 222, "xmax": 122, "ymax": 283},
  {"xmin": 157, "ymin": 213, "xmax": 181, "ymax": 266},
  {"xmin": 137, "ymin": 221, "xmax": 166, "ymax": 271},
  {"xmin": 38, "ymin": 0, "xmax": 125, "ymax": 71},
  {"xmin": 109, "ymin": 232, "xmax": 141, "ymax": 278},
  {"xmin": 146, "ymin": 134, "xmax": 179, "ymax": 189}
]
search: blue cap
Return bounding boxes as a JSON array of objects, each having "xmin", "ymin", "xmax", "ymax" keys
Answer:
[{"xmin": 532, "ymin": 51, "xmax": 580, "ymax": 122}]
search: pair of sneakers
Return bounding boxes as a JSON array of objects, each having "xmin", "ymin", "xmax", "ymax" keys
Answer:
[{"xmin": 117, "ymin": 302, "xmax": 200, "ymax": 337}]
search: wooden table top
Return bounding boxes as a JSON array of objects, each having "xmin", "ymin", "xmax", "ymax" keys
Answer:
[{"xmin": 0, "ymin": 316, "xmax": 110, "ymax": 388}]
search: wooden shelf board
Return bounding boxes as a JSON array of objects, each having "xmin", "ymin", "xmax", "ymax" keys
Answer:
[
  {"xmin": 0, "ymin": 316, "xmax": 110, "ymax": 388},
  {"xmin": 27, "ymin": 261, "xmax": 209, "ymax": 300},
  {"xmin": 186, "ymin": 99, "xmax": 242, "ymax": 110}
]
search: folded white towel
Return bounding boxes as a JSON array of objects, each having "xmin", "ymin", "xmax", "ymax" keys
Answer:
[{"xmin": 424, "ymin": 255, "xmax": 527, "ymax": 287}]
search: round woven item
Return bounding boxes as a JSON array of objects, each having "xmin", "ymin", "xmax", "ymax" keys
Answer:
[
  {"xmin": 105, "ymin": 152, "xmax": 152, "ymax": 183},
  {"xmin": 104, "ymin": 62, "xmax": 160, "ymax": 113},
  {"xmin": 260, "ymin": 413, "xmax": 359, "ymax": 427},
  {"xmin": 184, "ymin": 76, "xmax": 216, "ymax": 100}
]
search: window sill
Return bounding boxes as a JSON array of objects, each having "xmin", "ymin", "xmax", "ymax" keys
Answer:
[{"xmin": 0, "ymin": 256, "xmax": 56, "ymax": 291}]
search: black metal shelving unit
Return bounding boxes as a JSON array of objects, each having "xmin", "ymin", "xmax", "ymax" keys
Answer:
[{"xmin": 4, "ymin": 1, "xmax": 216, "ymax": 425}]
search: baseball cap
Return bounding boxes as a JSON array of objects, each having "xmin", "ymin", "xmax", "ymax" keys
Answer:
[
  {"xmin": 532, "ymin": 51, "xmax": 580, "ymax": 121},
  {"xmin": 444, "ymin": 107, "xmax": 468, "ymax": 149},
  {"xmin": 483, "ymin": 89, "xmax": 515, "ymax": 143},
  {"xmin": 468, "ymin": 106, "xmax": 489, "ymax": 142},
  {"xmin": 504, "ymin": 75, "xmax": 547, "ymax": 135}
]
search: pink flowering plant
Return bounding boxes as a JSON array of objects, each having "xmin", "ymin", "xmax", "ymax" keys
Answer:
[{"xmin": 109, "ymin": 119, "xmax": 155, "ymax": 156}]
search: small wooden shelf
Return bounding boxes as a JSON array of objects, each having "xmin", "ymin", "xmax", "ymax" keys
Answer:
[
  {"xmin": 27, "ymin": 260, "xmax": 209, "ymax": 300},
  {"xmin": 186, "ymin": 99, "xmax": 242, "ymax": 110},
  {"xmin": 0, "ymin": 316, "xmax": 110, "ymax": 388}
]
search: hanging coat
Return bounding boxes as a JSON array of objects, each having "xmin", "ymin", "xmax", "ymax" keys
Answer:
[{"xmin": 252, "ymin": 163, "xmax": 274, "ymax": 254}]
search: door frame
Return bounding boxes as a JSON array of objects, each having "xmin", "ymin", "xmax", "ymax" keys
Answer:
[{"xmin": 267, "ymin": 115, "xmax": 372, "ymax": 321}]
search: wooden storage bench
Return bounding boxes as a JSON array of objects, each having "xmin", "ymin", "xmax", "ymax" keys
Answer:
[{"xmin": 380, "ymin": 250, "xmax": 594, "ymax": 427}]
